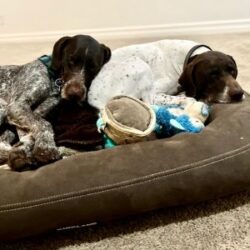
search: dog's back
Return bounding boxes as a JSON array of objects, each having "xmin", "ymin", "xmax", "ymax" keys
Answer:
[
  {"xmin": 88, "ymin": 39, "xmax": 209, "ymax": 109},
  {"xmin": 0, "ymin": 65, "xmax": 22, "ymax": 102}
]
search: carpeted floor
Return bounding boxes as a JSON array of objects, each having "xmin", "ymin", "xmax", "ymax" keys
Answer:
[{"xmin": 0, "ymin": 32, "xmax": 250, "ymax": 249}]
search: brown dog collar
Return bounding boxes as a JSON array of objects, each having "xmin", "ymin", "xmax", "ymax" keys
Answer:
[{"xmin": 183, "ymin": 44, "xmax": 212, "ymax": 70}]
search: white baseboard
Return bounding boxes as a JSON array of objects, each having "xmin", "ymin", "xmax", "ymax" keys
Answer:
[{"xmin": 0, "ymin": 19, "xmax": 250, "ymax": 43}]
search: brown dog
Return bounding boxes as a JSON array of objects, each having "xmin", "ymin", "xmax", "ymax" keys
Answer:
[{"xmin": 179, "ymin": 51, "xmax": 244, "ymax": 103}]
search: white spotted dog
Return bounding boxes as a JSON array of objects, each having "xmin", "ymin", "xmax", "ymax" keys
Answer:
[{"xmin": 88, "ymin": 39, "xmax": 244, "ymax": 109}]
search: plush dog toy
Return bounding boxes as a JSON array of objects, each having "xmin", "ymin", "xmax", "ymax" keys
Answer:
[{"xmin": 153, "ymin": 96, "xmax": 210, "ymax": 137}]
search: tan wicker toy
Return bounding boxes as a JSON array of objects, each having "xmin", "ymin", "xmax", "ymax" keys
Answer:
[{"xmin": 98, "ymin": 96, "xmax": 156, "ymax": 145}]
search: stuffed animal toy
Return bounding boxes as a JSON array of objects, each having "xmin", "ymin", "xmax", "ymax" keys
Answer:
[
  {"xmin": 183, "ymin": 98, "xmax": 210, "ymax": 123},
  {"xmin": 153, "ymin": 97, "xmax": 211, "ymax": 137},
  {"xmin": 153, "ymin": 105, "xmax": 205, "ymax": 137}
]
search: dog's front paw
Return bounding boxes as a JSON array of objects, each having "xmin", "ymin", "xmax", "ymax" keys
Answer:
[
  {"xmin": 8, "ymin": 134, "xmax": 35, "ymax": 171},
  {"xmin": 8, "ymin": 145, "xmax": 33, "ymax": 171},
  {"xmin": 33, "ymin": 138, "xmax": 61, "ymax": 164}
]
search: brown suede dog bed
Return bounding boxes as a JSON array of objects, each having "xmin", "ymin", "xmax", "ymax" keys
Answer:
[{"xmin": 0, "ymin": 95, "xmax": 250, "ymax": 240}]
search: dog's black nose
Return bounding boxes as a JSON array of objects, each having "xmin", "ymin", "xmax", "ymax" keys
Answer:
[{"xmin": 230, "ymin": 89, "xmax": 244, "ymax": 101}]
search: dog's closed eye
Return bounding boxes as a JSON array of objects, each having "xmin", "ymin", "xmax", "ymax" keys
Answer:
[
  {"xmin": 227, "ymin": 66, "xmax": 237, "ymax": 77},
  {"xmin": 209, "ymin": 69, "xmax": 220, "ymax": 78}
]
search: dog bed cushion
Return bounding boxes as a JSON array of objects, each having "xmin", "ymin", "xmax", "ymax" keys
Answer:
[{"xmin": 0, "ymin": 95, "xmax": 250, "ymax": 240}]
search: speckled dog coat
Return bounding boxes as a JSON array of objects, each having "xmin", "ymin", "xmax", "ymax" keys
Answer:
[
  {"xmin": 0, "ymin": 60, "xmax": 61, "ymax": 169},
  {"xmin": 88, "ymin": 40, "xmax": 210, "ymax": 109}
]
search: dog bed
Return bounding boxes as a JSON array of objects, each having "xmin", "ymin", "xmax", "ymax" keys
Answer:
[{"xmin": 0, "ymin": 95, "xmax": 250, "ymax": 240}]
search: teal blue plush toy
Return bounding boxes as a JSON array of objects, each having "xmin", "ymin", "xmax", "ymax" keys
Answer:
[
  {"xmin": 153, "ymin": 105, "xmax": 205, "ymax": 137},
  {"xmin": 152, "ymin": 98, "xmax": 211, "ymax": 137}
]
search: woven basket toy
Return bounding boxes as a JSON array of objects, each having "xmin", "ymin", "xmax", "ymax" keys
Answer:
[{"xmin": 98, "ymin": 96, "xmax": 156, "ymax": 145}]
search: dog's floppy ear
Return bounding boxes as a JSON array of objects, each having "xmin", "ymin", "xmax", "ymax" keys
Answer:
[
  {"xmin": 51, "ymin": 36, "xmax": 71, "ymax": 73},
  {"xmin": 228, "ymin": 55, "xmax": 238, "ymax": 78},
  {"xmin": 178, "ymin": 61, "xmax": 197, "ymax": 97},
  {"xmin": 101, "ymin": 44, "xmax": 111, "ymax": 64}
]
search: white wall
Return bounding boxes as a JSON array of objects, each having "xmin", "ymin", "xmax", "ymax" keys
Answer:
[{"xmin": 0, "ymin": 0, "xmax": 250, "ymax": 41}]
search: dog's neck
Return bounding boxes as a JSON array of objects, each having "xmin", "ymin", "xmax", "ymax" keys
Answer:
[
  {"xmin": 183, "ymin": 45, "xmax": 212, "ymax": 70},
  {"xmin": 38, "ymin": 55, "xmax": 64, "ymax": 93}
]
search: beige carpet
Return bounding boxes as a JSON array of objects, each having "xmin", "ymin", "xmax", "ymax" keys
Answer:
[{"xmin": 0, "ymin": 33, "xmax": 250, "ymax": 249}]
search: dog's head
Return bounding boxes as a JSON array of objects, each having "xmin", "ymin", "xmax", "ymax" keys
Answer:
[
  {"xmin": 178, "ymin": 51, "xmax": 244, "ymax": 103},
  {"xmin": 51, "ymin": 35, "xmax": 111, "ymax": 102}
]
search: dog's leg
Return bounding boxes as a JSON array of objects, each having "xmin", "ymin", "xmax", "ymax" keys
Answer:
[
  {"xmin": 0, "ymin": 110, "xmax": 5, "ymax": 126},
  {"xmin": 7, "ymin": 101, "xmax": 61, "ymax": 170},
  {"xmin": 0, "ymin": 130, "xmax": 16, "ymax": 164},
  {"xmin": 0, "ymin": 143, "xmax": 11, "ymax": 164},
  {"xmin": 152, "ymin": 93, "xmax": 194, "ymax": 106},
  {"xmin": 0, "ymin": 101, "xmax": 7, "ymax": 126},
  {"xmin": 5, "ymin": 60, "xmax": 61, "ymax": 170},
  {"xmin": 1, "ymin": 129, "xmax": 16, "ymax": 144},
  {"xmin": 8, "ymin": 133, "xmax": 35, "ymax": 170},
  {"xmin": 32, "ymin": 119, "xmax": 60, "ymax": 165},
  {"xmin": 33, "ymin": 96, "xmax": 60, "ymax": 118},
  {"xmin": 0, "ymin": 101, "xmax": 16, "ymax": 164}
]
